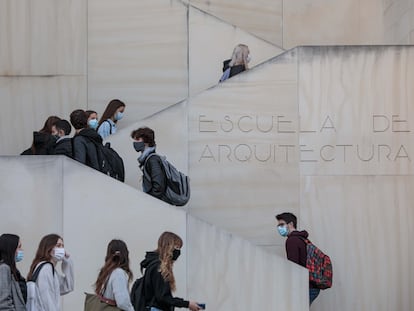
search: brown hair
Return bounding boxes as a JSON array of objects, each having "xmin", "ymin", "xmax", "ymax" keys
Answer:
[
  {"xmin": 98, "ymin": 99, "xmax": 125, "ymax": 127},
  {"xmin": 95, "ymin": 239, "xmax": 133, "ymax": 294},
  {"xmin": 156, "ymin": 232, "xmax": 183, "ymax": 292},
  {"xmin": 39, "ymin": 116, "xmax": 61, "ymax": 134},
  {"xmin": 130, "ymin": 127, "xmax": 156, "ymax": 147},
  {"xmin": 27, "ymin": 234, "xmax": 61, "ymax": 279}
]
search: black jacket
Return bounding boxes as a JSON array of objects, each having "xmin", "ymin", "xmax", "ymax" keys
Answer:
[
  {"xmin": 223, "ymin": 59, "xmax": 246, "ymax": 78},
  {"xmin": 21, "ymin": 132, "xmax": 56, "ymax": 155},
  {"xmin": 140, "ymin": 252, "xmax": 189, "ymax": 311},
  {"xmin": 141, "ymin": 152, "xmax": 167, "ymax": 200},
  {"xmin": 52, "ymin": 137, "xmax": 73, "ymax": 158},
  {"xmin": 72, "ymin": 128, "xmax": 103, "ymax": 170}
]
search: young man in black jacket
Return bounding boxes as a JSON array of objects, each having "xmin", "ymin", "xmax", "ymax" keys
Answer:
[
  {"xmin": 70, "ymin": 109, "xmax": 103, "ymax": 171},
  {"xmin": 51, "ymin": 119, "xmax": 73, "ymax": 158},
  {"xmin": 131, "ymin": 127, "xmax": 166, "ymax": 201}
]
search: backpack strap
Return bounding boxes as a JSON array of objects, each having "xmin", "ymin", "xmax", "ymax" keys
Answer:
[
  {"xmin": 30, "ymin": 261, "xmax": 55, "ymax": 282},
  {"xmin": 104, "ymin": 120, "xmax": 113, "ymax": 135}
]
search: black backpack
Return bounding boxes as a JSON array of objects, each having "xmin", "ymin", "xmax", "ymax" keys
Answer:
[
  {"xmin": 93, "ymin": 141, "xmax": 125, "ymax": 182},
  {"xmin": 130, "ymin": 277, "xmax": 147, "ymax": 311},
  {"xmin": 130, "ymin": 261, "xmax": 158, "ymax": 311}
]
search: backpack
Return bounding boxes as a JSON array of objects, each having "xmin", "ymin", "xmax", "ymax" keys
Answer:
[
  {"xmin": 27, "ymin": 262, "xmax": 55, "ymax": 311},
  {"xmin": 130, "ymin": 277, "xmax": 146, "ymax": 311},
  {"xmin": 130, "ymin": 261, "xmax": 158, "ymax": 311},
  {"xmin": 93, "ymin": 141, "xmax": 125, "ymax": 182},
  {"xmin": 302, "ymin": 238, "xmax": 333, "ymax": 289},
  {"xmin": 143, "ymin": 154, "xmax": 190, "ymax": 206}
]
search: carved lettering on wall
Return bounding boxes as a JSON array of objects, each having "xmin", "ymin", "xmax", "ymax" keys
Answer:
[{"xmin": 197, "ymin": 114, "xmax": 412, "ymax": 163}]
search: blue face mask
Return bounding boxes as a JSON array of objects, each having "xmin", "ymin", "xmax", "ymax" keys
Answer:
[
  {"xmin": 277, "ymin": 225, "xmax": 289, "ymax": 237},
  {"xmin": 88, "ymin": 119, "xmax": 99, "ymax": 129},
  {"xmin": 15, "ymin": 250, "xmax": 24, "ymax": 262},
  {"xmin": 115, "ymin": 112, "xmax": 124, "ymax": 121}
]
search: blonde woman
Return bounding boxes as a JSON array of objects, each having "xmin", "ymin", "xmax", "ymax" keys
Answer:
[
  {"xmin": 140, "ymin": 232, "xmax": 201, "ymax": 311},
  {"xmin": 220, "ymin": 44, "xmax": 251, "ymax": 82}
]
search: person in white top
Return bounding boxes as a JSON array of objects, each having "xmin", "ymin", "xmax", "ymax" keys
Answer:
[
  {"xmin": 94, "ymin": 239, "xmax": 134, "ymax": 311},
  {"xmin": 27, "ymin": 234, "xmax": 74, "ymax": 311}
]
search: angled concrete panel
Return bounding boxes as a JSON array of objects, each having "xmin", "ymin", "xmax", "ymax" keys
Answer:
[
  {"xmin": 0, "ymin": 0, "xmax": 86, "ymax": 75},
  {"xmin": 189, "ymin": 6, "xmax": 284, "ymax": 96},
  {"xmin": 188, "ymin": 50, "xmax": 300, "ymax": 246},
  {"xmin": 189, "ymin": 0, "xmax": 283, "ymax": 46},
  {"xmin": 88, "ymin": 0, "xmax": 188, "ymax": 125},
  {"xmin": 187, "ymin": 216, "xmax": 308, "ymax": 311},
  {"xmin": 0, "ymin": 76, "xmax": 87, "ymax": 155}
]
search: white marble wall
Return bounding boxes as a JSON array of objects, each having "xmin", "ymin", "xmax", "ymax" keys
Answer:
[
  {"xmin": 0, "ymin": 0, "xmax": 86, "ymax": 75},
  {"xmin": 0, "ymin": 156, "xmax": 188, "ymax": 311},
  {"xmin": 300, "ymin": 176, "xmax": 414, "ymax": 311},
  {"xmin": 0, "ymin": 0, "xmax": 87, "ymax": 155},
  {"xmin": 189, "ymin": 0, "xmax": 283, "ymax": 46},
  {"xmin": 88, "ymin": 0, "xmax": 188, "ymax": 125},
  {"xmin": 0, "ymin": 76, "xmax": 87, "ymax": 155},
  {"xmin": 187, "ymin": 216, "xmax": 308, "ymax": 311},
  {"xmin": 283, "ymin": 0, "xmax": 385, "ymax": 49},
  {"xmin": 189, "ymin": 50, "xmax": 300, "ymax": 246},
  {"xmin": 0, "ymin": 156, "xmax": 309, "ymax": 310},
  {"xmin": 189, "ymin": 6, "xmax": 284, "ymax": 96},
  {"xmin": 297, "ymin": 46, "xmax": 414, "ymax": 311},
  {"xmin": 383, "ymin": 0, "xmax": 414, "ymax": 44},
  {"xmin": 298, "ymin": 46, "xmax": 414, "ymax": 175}
]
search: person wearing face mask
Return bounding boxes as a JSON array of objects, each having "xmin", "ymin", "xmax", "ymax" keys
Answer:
[
  {"xmin": 85, "ymin": 110, "xmax": 99, "ymax": 130},
  {"xmin": 131, "ymin": 127, "xmax": 167, "ymax": 201},
  {"xmin": 97, "ymin": 99, "xmax": 126, "ymax": 140},
  {"xmin": 51, "ymin": 119, "xmax": 73, "ymax": 158},
  {"xmin": 139, "ymin": 232, "xmax": 201, "ymax": 311},
  {"xmin": 219, "ymin": 44, "xmax": 251, "ymax": 82},
  {"xmin": 27, "ymin": 234, "xmax": 74, "ymax": 311},
  {"xmin": 275, "ymin": 212, "xmax": 320, "ymax": 305},
  {"xmin": 0, "ymin": 233, "xmax": 26, "ymax": 311}
]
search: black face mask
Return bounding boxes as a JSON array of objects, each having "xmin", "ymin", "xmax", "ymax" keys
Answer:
[
  {"xmin": 172, "ymin": 249, "xmax": 181, "ymax": 261},
  {"xmin": 133, "ymin": 141, "xmax": 145, "ymax": 152}
]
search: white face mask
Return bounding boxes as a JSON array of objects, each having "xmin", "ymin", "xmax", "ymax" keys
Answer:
[
  {"xmin": 53, "ymin": 247, "xmax": 65, "ymax": 261},
  {"xmin": 246, "ymin": 54, "xmax": 251, "ymax": 63}
]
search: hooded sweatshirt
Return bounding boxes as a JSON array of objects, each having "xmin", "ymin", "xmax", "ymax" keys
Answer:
[
  {"xmin": 286, "ymin": 230, "xmax": 309, "ymax": 268},
  {"xmin": 140, "ymin": 252, "xmax": 189, "ymax": 311},
  {"xmin": 72, "ymin": 128, "xmax": 103, "ymax": 170}
]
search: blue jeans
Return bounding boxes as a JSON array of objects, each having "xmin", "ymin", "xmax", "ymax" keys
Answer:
[
  {"xmin": 309, "ymin": 288, "xmax": 320, "ymax": 305},
  {"xmin": 150, "ymin": 308, "xmax": 162, "ymax": 311}
]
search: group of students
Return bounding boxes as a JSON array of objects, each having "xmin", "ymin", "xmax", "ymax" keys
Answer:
[
  {"xmin": 21, "ymin": 99, "xmax": 126, "ymax": 158},
  {"xmin": 0, "ymin": 232, "xmax": 203, "ymax": 311}
]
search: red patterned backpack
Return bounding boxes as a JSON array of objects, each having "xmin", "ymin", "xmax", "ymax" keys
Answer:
[{"xmin": 302, "ymin": 238, "xmax": 333, "ymax": 289}]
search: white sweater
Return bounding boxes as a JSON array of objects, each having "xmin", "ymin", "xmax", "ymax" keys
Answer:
[
  {"xmin": 102, "ymin": 268, "xmax": 134, "ymax": 311},
  {"xmin": 35, "ymin": 257, "xmax": 74, "ymax": 311}
]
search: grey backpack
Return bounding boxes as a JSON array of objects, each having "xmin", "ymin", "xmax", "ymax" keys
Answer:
[{"xmin": 143, "ymin": 154, "xmax": 190, "ymax": 206}]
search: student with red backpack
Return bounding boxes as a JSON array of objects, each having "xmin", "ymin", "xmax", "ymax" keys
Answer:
[{"xmin": 275, "ymin": 212, "xmax": 332, "ymax": 305}]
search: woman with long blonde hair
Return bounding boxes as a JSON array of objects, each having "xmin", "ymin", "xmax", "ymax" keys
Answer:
[
  {"xmin": 140, "ymin": 232, "xmax": 201, "ymax": 311},
  {"xmin": 219, "ymin": 43, "xmax": 251, "ymax": 82}
]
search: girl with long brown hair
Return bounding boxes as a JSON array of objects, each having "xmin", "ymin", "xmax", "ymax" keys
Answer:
[
  {"xmin": 140, "ymin": 232, "xmax": 201, "ymax": 311},
  {"xmin": 97, "ymin": 99, "xmax": 126, "ymax": 139},
  {"xmin": 27, "ymin": 234, "xmax": 74, "ymax": 311},
  {"xmin": 94, "ymin": 239, "xmax": 134, "ymax": 311}
]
